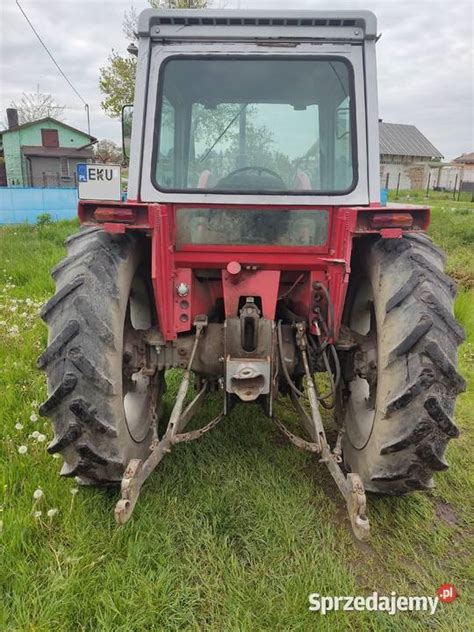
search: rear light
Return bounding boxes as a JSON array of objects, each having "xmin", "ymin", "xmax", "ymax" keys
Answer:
[
  {"xmin": 94, "ymin": 207, "xmax": 136, "ymax": 223},
  {"xmin": 370, "ymin": 212, "xmax": 413, "ymax": 229}
]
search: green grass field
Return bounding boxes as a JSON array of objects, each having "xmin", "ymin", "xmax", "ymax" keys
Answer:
[{"xmin": 1, "ymin": 194, "xmax": 473, "ymax": 630}]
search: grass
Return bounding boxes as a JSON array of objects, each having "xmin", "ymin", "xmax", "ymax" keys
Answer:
[{"xmin": 1, "ymin": 201, "xmax": 473, "ymax": 631}]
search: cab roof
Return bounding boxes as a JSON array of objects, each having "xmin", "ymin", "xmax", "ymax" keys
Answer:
[{"xmin": 138, "ymin": 9, "xmax": 377, "ymax": 41}]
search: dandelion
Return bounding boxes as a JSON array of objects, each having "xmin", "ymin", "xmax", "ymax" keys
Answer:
[
  {"xmin": 47, "ymin": 508, "xmax": 58, "ymax": 518},
  {"xmin": 52, "ymin": 453, "xmax": 61, "ymax": 459},
  {"xmin": 30, "ymin": 413, "xmax": 38, "ymax": 422},
  {"xmin": 36, "ymin": 434, "xmax": 46, "ymax": 442},
  {"xmin": 31, "ymin": 431, "xmax": 40, "ymax": 439},
  {"xmin": 9, "ymin": 305, "xmax": 17, "ymax": 312},
  {"xmin": 14, "ymin": 422, "xmax": 23, "ymax": 430},
  {"xmin": 31, "ymin": 400, "xmax": 38, "ymax": 408},
  {"xmin": 18, "ymin": 445, "xmax": 28, "ymax": 454},
  {"xmin": 70, "ymin": 487, "xmax": 79, "ymax": 513},
  {"xmin": 33, "ymin": 489, "xmax": 43, "ymax": 500},
  {"xmin": 33, "ymin": 510, "xmax": 42, "ymax": 519}
]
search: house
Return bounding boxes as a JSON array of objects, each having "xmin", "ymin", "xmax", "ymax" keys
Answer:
[
  {"xmin": 379, "ymin": 121, "xmax": 443, "ymax": 190},
  {"xmin": 453, "ymin": 152, "xmax": 474, "ymax": 166},
  {"xmin": 447, "ymin": 152, "xmax": 474, "ymax": 192},
  {"xmin": 0, "ymin": 109, "xmax": 96, "ymax": 188}
]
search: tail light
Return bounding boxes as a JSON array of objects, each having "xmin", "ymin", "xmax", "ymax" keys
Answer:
[
  {"xmin": 370, "ymin": 212, "xmax": 413, "ymax": 229},
  {"xmin": 94, "ymin": 207, "xmax": 136, "ymax": 223}
]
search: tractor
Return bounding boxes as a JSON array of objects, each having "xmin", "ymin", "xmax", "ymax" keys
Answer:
[{"xmin": 38, "ymin": 9, "xmax": 465, "ymax": 540}]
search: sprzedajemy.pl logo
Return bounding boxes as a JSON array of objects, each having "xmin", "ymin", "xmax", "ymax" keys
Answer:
[{"xmin": 308, "ymin": 584, "xmax": 457, "ymax": 615}]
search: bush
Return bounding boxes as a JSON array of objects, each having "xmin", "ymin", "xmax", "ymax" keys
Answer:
[{"xmin": 36, "ymin": 213, "xmax": 53, "ymax": 228}]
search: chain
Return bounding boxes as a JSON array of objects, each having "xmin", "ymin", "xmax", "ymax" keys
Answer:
[
  {"xmin": 272, "ymin": 414, "xmax": 320, "ymax": 453},
  {"xmin": 172, "ymin": 412, "xmax": 224, "ymax": 444}
]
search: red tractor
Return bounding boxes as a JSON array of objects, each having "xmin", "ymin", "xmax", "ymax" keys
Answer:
[{"xmin": 39, "ymin": 10, "xmax": 464, "ymax": 539}]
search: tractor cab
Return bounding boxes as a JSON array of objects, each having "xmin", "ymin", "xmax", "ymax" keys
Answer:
[{"xmin": 126, "ymin": 9, "xmax": 380, "ymax": 209}]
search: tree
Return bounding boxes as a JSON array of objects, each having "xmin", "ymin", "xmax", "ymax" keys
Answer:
[
  {"xmin": 99, "ymin": 0, "xmax": 208, "ymax": 118},
  {"xmin": 95, "ymin": 139, "xmax": 123, "ymax": 164},
  {"xmin": 8, "ymin": 92, "xmax": 65, "ymax": 125},
  {"xmin": 99, "ymin": 53, "xmax": 137, "ymax": 119}
]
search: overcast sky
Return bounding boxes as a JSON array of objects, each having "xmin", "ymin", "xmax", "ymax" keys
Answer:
[{"xmin": 0, "ymin": 0, "xmax": 472, "ymax": 159}]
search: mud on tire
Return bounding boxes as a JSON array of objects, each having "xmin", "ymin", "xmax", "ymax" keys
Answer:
[
  {"xmin": 38, "ymin": 227, "xmax": 160, "ymax": 485},
  {"xmin": 340, "ymin": 233, "xmax": 465, "ymax": 494}
]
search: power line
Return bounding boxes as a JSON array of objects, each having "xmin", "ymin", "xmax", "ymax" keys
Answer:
[{"xmin": 16, "ymin": 1, "xmax": 91, "ymax": 136}]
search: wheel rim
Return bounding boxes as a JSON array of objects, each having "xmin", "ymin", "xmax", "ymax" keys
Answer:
[
  {"xmin": 345, "ymin": 278, "xmax": 378, "ymax": 450},
  {"xmin": 122, "ymin": 273, "xmax": 155, "ymax": 443}
]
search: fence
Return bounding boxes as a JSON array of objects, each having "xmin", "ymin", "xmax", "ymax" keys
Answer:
[
  {"xmin": 380, "ymin": 162, "xmax": 474, "ymax": 200},
  {"xmin": 0, "ymin": 187, "xmax": 78, "ymax": 224}
]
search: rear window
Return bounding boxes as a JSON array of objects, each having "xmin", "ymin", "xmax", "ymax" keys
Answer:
[
  {"xmin": 154, "ymin": 56, "xmax": 356, "ymax": 195},
  {"xmin": 175, "ymin": 207, "xmax": 329, "ymax": 248}
]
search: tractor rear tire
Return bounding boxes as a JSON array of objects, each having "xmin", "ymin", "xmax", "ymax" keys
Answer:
[
  {"xmin": 38, "ymin": 227, "xmax": 162, "ymax": 486},
  {"xmin": 340, "ymin": 234, "xmax": 465, "ymax": 494}
]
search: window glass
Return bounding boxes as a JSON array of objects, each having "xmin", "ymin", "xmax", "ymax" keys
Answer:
[
  {"xmin": 155, "ymin": 58, "xmax": 355, "ymax": 194},
  {"xmin": 175, "ymin": 208, "xmax": 329, "ymax": 247}
]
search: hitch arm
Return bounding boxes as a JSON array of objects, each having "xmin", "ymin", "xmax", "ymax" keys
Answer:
[
  {"xmin": 115, "ymin": 316, "xmax": 224, "ymax": 525},
  {"xmin": 274, "ymin": 323, "xmax": 370, "ymax": 541}
]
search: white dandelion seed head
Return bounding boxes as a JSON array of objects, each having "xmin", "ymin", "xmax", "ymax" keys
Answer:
[
  {"xmin": 33, "ymin": 488, "xmax": 43, "ymax": 500},
  {"xmin": 30, "ymin": 413, "xmax": 39, "ymax": 422},
  {"xmin": 52, "ymin": 453, "xmax": 61, "ymax": 459},
  {"xmin": 18, "ymin": 445, "xmax": 28, "ymax": 454},
  {"xmin": 47, "ymin": 508, "xmax": 58, "ymax": 518},
  {"xmin": 15, "ymin": 422, "xmax": 23, "ymax": 430},
  {"xmin": 70, "ymin": 488, "xmax": 79, "ymax": 496},
  {"xmin": 36, "ymin": 434, "xmax": 46, "ymax": 442},
  {"xmin": 33, "ymin": 510, "xmax": 42, "ymax": 519},
  {"xmin": 31, "ymin": 431, "xmax": 40, "ymax": 439}
]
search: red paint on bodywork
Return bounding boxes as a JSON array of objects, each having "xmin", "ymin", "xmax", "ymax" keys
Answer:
[
  {"xmin": 78, "ymin": 201, "xmax": 430, "ymax": 342},
  {"xmin": 222, "ymin": 269, "xmax": 281, "ymax": 319}
]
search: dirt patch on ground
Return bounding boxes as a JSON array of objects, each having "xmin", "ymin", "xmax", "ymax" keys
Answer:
[
  {"xmin": 435, "ymin": 501, "xmax": 458, "ymax": 525},
  {"xmin": 448, "ymin": 268, "xmax": 473, "ymax": 290}
]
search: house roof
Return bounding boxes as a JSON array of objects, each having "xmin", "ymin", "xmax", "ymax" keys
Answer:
[
  {"xmin": 453, "ymin": 152, "xmax": 474, "ymax": 164},
  {"xmin": 21, "ymin": 145, "xmax": 94, "ymax": 158},
  {"xmin": 379, "ymin": 122, "xmax": 443, "ymax": 159},
  {"xmin": 0, "ymin": 117, "xmax": 96, "ymax": 142}
]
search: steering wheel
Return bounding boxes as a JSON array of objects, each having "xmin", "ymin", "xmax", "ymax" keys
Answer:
[{"xmin": 216, "ymin": 166, "xmax": 286, "ymax": 189}]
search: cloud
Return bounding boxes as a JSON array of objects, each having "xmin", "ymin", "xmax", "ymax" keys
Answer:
[{"xmin": 0, "ymin": 0, "xmax": 472, "ymax": 158}]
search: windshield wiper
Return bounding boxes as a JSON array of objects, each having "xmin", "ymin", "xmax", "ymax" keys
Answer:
[{"xmin": 198, "ymin": 104, "xmax": 248, "ymax": 164}]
